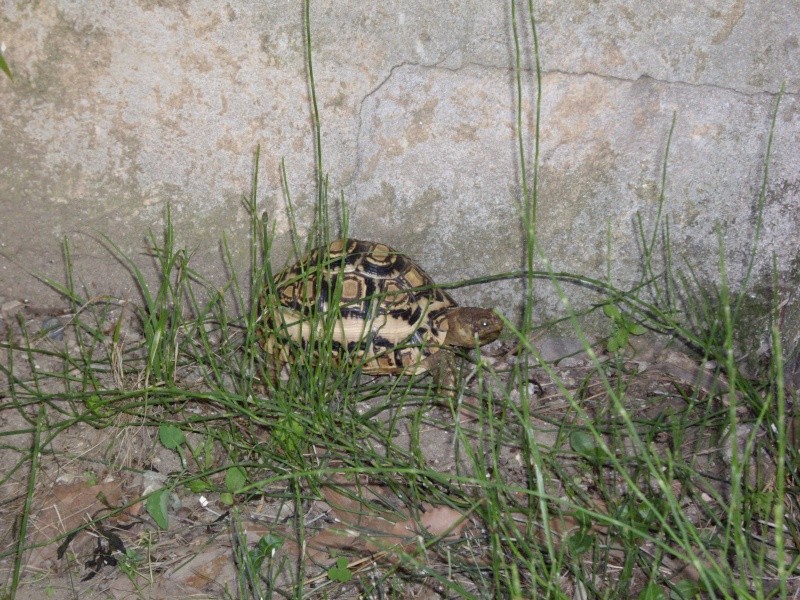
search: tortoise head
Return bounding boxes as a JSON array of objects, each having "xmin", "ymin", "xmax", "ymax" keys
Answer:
[{"xmin": 442, "ymin": 307, "xmax": 503, "ymax": 347}]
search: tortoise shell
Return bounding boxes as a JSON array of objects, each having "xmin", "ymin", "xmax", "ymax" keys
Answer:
[{"xmin": 260, "ymin": 239, "xmax": 468, "ymax": 375}]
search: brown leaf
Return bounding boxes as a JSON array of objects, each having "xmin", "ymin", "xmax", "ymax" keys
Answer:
[
  {"xmin": 311, "ymin": 475, "xmax": 467, "ymax": 559},
  {"xmin": 418, "ymin": 505, "xmax": 466, "ymax": 537},
  {"xmin": 26, "ymin": 477, "xmax": 130, "ymax": 572},
  {"xmin": 172, "ymin": 546, "xmax": 235, "ymax": 592}
]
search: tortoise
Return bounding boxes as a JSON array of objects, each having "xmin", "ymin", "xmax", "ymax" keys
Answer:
[{"xmin": 259, "ymin": 238, "xmax": 502, "ymax": 385}]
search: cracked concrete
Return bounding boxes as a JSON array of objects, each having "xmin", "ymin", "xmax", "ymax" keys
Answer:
[{"xmin": 0, "ymin": 1, "xmax": 798, "ymax": 349}]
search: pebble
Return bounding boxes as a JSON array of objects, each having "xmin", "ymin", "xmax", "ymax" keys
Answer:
[
  {"xmin": 42, "ymin": 317, "xmax": 65, "ymax": 341},
  {"xmin": 1, "ymin": 299, "xmax": 23, "ymax": 317}
]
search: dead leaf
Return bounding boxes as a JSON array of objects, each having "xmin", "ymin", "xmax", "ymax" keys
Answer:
[
  {"xmin": 25, "ymin": 477, "xmax": 132, "ymax": 573},
  {"xmin": 171, "ymin": 546, "xmax": 235, "ymax": 592},
  {"xmin": 310, "ymin": 475, "xmax": 467, "ymax": 559}
]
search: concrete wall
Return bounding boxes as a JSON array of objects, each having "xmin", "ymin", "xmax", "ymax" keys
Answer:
[{"xmin": 1, "ymin": 2, "xmax": 797, "ymax": 333}]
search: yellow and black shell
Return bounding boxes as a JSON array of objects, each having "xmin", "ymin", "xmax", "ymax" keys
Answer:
[{"xmin": 260, "ymin": 239, "xmax": 458, "ymax": 374}]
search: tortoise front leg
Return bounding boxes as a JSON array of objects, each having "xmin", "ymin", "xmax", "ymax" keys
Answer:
[{"xmin": 421, "ymin": 350, "xmax": 458, "ymax": 397}]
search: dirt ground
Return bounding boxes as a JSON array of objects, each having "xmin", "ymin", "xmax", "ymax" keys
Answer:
[{"xmin": 1, "ymin": 298, "xmax": 796, "ymax": 598}]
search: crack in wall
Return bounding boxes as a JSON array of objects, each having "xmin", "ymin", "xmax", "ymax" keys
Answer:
[{"xmin": 351, "ymin": 59, "xmax": 795, "ymax": 212}]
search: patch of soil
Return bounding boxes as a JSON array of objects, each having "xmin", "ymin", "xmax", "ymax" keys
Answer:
[{"xmin": 1, "ymin": 300, "xmax": 797, "ymax": 598}]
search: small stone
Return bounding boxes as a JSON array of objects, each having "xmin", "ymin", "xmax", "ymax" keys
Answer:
[
  {"xmin": 1, "ymin": 300, "xmax": 23, "ymax": 318},
  {"xmin": 42, "ymin": 317, "xmax": 65, "ymax": 341}
]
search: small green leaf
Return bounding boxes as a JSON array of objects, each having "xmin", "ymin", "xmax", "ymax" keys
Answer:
[
  {"xmin": 573, "ymin": 511, "xmax": 592, "ymax": 530},
  {"xmin": 603, "ymin": 302, "xmax": 646, "ymax": 352},
  {"xmin": 569, "ymin": 430, "xmax": 608, "ymax": 461},
  {"xmin": 327, "ymin": 556, "xmax": 352, "ymax": 583},
  {"xmin": 0, "ymin": 49, "xmax": 12, "ymax": 81},
  {"xmin": 603, "ymin": 303, "xmax": 621, "ymax": 320},
  {"xmin": 248, "ymin": 534, "xmax": 284, "ymax": 572},
  {"xmin": 225, "ymin": 466, "xmax": 247, "ymax": 493},
  {"xmin": 670, "ymin": 579, "xmax": 700, "ymax": 599},
  {"xmin": 607, "ymin": 328, "xmax": 628, "ymax": 352},
  {"xmin": 274, "ymin": 416, "xmax": 305, "ymax": 454},
  {"xmin": 618, "ymin": 501, "xmax": 658, "ymax": 526},
  {"xmin": 569, "ymin": 430, "xmax": 596, "ymax": 454},
  {"xmin": 566, "ymin": 531, "xmax": 594, "ymax": 556},
  {"xmin": 637, "ymin": 582, "xmax": 667, "ymax": 600},
  {"xmin": 220, "ymin": 492, "xmax": 234, "ymax": 506},
  {"xmin": 159, "ymin": 424, "xmax": 185, "ymax": 449},
  {"xmin": 146, "ymin": 488, "xmax": 170, "ymax": 529},
  {"xmin": 85, "ymin": 394, "xmax": 110, "ymax": 417},
  {"xmin": 186, "ymin": 478, "xmax": 214, "ymax": 493},
  {"xmin": 259, "ymin": 533, "xmax": 283, "ymax": 553}
]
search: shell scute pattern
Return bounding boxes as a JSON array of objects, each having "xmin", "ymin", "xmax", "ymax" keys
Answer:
[{"xmin": 264, "ymin": 239, "xmax": 457, "ymax": 374}]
